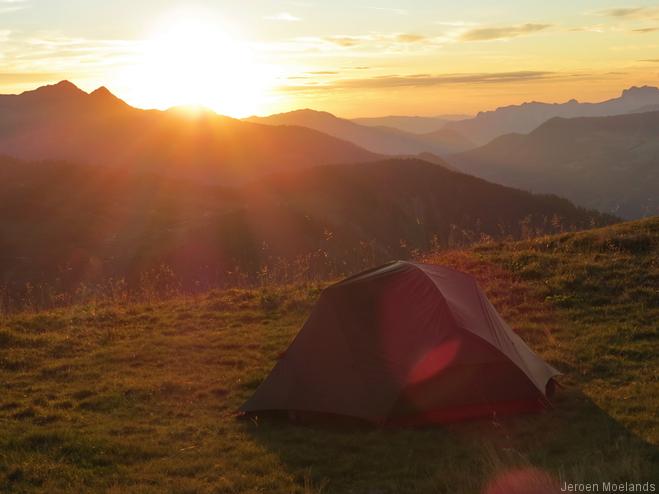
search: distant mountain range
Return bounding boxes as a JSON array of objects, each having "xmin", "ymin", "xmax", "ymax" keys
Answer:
[
  {"xmin": 0, "ymin": 81, "xmax": 381, "ymax": 183},
  {"xmin": 444, "ymin": 86, "xmax": 659, "ymax": 145},
  {"xmin": 451, "ymin": 111, "xmax": 659, "ymax": 219},
  {"xmin": 0, "ymin": 156, "xmax": 613, "ymax": 292},
  {"xmin": 351, "ymin": 115, "xmax": 469, "ymax": 134},
  {"xmin": 245, "ymin": 109, "xmax": 475, "ymax": 155},
  {"xmin": 1, "ymin": 80, "xmax": 655, "ymax": 224}
]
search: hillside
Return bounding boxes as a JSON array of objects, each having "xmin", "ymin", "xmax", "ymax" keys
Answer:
[
  {"xmin": 1, "ymin": 217, "xmax": 656, "ymax": 493},
  {"xmin": 451, "ymin": 111, "xmax": 659, "ymax": 219},
  {"xmin": 246, "ymin": 109, "xmax": 474, "ymax": 155},
  {"xmin": 0, "ymin": 82, "xmax": 380, "ymax": 183},
  {"xmin": 0, "ymin": 156, "xmax": 614, "ymax": 304},
  {"xmin": 445, "ymin": 86, "xmax": 659, "ymax": 145}
]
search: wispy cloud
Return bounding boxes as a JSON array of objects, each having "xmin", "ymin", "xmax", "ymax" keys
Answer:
[
  {"xmin": 0, "ymin": 0, "xmax": 29, "ymax": 14},
  {"xmin": 264, "ymin": 12, "xmax": 301, "ymax": 22},
  {"xmin": 0, "ymin": 31, "xmax": 140, "ymax": 86},
  {"xmin": 595, "ymin": 7, "xmax": 647, "ymax": 18},
  {"xmin": 594, "ymin": 6, "xmax": 659, "ymax": 20},
  {"xmin": 323, "ymin": 35, "xmax": 368, "ymax": 47},
  {"xmin": 259, "ymin": 30, "xmax": 450, "ymax": 58},
  {"xmin": 568, "ymin": 25, "xmax": 607, "ymax": 33},
  {"xmin": 396, "ymin": 34, "xmax": 426, "ymax": 43},
  {"xmin": 281, "ymin": 70, "xmax": 560, "ymax": 93},
  {"xmin": 321, "ymin": 32, "xmax": 435, "ymax": 49},
  {"xmin": 460, "ymin": 23, "xmax": 551, "ymax": 41},
  {"xmin": 632, "ymin": 27, "xmax": 659, "ymax": 33}
]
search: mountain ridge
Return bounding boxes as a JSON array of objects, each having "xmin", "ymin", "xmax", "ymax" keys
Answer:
[
  {"xmin": 351, "ymin": 114, "xmax": 470, "ymax": 134},
  {"xmin": 246, "ymin": 108, "xmax": 474, "ymax": 155},
  {"xmin": 444, "ymin": 85, "xmax": 659, "ymax": 145},
  {"xmin": 451, "ymin": 110, "xmax": 659, "ymax": 219},
  {"xmin": 0, "ymin": 81, "xmax": 382, "ymax": 183}
]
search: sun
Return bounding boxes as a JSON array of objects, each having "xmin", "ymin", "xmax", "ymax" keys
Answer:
[{"xmin": 119, "ymin": 13, "xmax": 276, "ymax": 117}]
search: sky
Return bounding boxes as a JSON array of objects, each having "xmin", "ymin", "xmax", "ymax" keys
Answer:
[{"xmin": 1, "ymin": 0, "xmax": 659, "ymax": 117}]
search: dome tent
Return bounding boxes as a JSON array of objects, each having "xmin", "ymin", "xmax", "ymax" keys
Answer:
[{"xmin": 241, "ymin": 261, "xmax": 560, "ymax": 425}]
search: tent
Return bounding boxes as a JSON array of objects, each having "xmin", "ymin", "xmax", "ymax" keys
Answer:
[{"xmin": 241, "ymin": 261, "xmax": 560, "ymax": 425}]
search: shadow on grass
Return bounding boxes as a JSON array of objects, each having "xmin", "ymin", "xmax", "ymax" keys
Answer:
[{"xmin": 242, "ymin": 388, "xmax": 659, "ymax": 494}]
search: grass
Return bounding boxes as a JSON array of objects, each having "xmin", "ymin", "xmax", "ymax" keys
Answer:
[{"xmin": 0, "ymin": 217, "xmax": 657, "ymax": 493}]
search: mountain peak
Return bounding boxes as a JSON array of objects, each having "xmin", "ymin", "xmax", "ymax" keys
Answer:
[
  {"xmin": 21, "ymin": 80, "xmax": 87, "ymax": 99},
  {"xmin": 90, "ymin": 86, "xmax": 113, "ymax": 97},
  {"xmin": 55, "ymin": 80, "xmax": 78, "ymax": 88},
  {"xmin": 89, "ymin": 85, "xmax": 131, "ymax": 109},
  {"xmin": 41, "ymin": 80, "xmax": 84, "ymax": 94},
  {"xmin": 244, "ymin": 108, "xmax": 340, "ymax": 126},
  {"xmin": 621, "ymin": 85, "xmax": 659, "ymax": 98},
  {"xmin": 283, "ymin": 108, "xmax": 338, "ymax": 119}
]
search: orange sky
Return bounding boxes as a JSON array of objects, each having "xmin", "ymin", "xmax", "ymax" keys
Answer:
[{"xmin": 1, "ymin": 1, "xmax": 658, "ymax": 117}]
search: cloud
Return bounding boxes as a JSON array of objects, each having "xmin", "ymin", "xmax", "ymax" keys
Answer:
[
  {"xmin": 321, "ymin": 33, "xmax": 434, "ymax": 49},
  {"xmin": 595, "ymin": 7, "xmax": 647, "ymax": 18},
  {"xmin": 263, "ymin": 31, "xmax": 447, "ymax": 56},
  {"xmin": 0, "ymin": 0, "xmax": 28, "ymax": 14},
  {"xmin": 281, "ymin": 70, "xmax": 559, "ymax": 93},
  {"xmin": 568, "ymin": 25, "xmax": 607, "ymax": 33},
  {"xmin": 307, "ymin": 70, "xmax": 339, "ymax": 75},
  {"xmin": 264, "ymin": 12, "xmax": 301, "ymax": 22},
  {"xmin": 632, "ymin": 27, "xmax": 659, "ymax": 33},
  {"xmin": 460, "ymin": 23, "xmax": 551, "ymax": 41},
  {"xmin": 0, "ymin": 32, "xmax": 140, "ymax": 87},
  {"xmin": 323, "ymin": 35, "xmax": 369, "ymax": 47},
  {"xmin": 396, "ymin": 34, "xmax": 426, "ymax": 43},
  {"xmin": 594, "ymin": 6, "xmax": 659, "ymax": 20}
]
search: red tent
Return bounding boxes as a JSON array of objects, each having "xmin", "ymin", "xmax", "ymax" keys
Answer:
[{"xmin": 241, "ymin": 261, "xmax": 560, "ymax": 425}]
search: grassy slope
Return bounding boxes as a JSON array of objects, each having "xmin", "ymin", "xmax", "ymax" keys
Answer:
[{"xmin": 0, "ymin": 218, "xmax": 657, "ymax": 493}]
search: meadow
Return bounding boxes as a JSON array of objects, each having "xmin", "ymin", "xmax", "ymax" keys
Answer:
[{"xmin": 1, "ymin": 217, "xmax": 657, "ymax": 493}]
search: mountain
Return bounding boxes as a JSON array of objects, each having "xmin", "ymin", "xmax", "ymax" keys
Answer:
[
  {"xmin": 629, "ymin": 103, "xmax": 659, "ymax": 114},
  {"xmin": 351, "ymin": 114, "xmax": 469, "ymax": 134},
  {"xmin": 246, "ymin": 109, "xmax": 475, "ymax": 154},
  {"xmin": 396, "ymin": 126, "xmax": 475, "ymax": 154},
  {"xmin": 0, "ymin": 156, "xmax": 613, "ymax": 294},
  {"xmin": 0, "ymin": 81, "xmax": 380, "ymax": 183},
  {"xmin": 445, "ymin": 86, "xmax": 659, "ymax": 145},
  {"xmin": 451, "ymin": 111, "xmax": 659, "ymax": 219}
]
